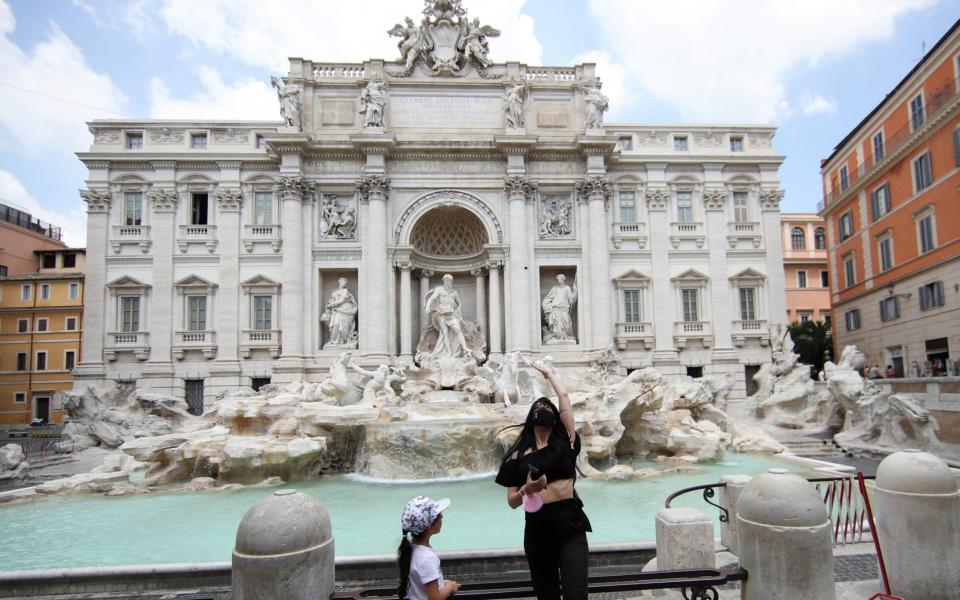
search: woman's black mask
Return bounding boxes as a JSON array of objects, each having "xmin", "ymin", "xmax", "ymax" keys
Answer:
[{"xmin": 531, "ymin": 407, "xmax": 556, "ymax": 427}]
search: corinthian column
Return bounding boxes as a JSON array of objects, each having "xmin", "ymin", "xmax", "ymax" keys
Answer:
[
  {"xmin": 277, "ymin": 176, "xmax": 313, "ymax": 363},
  {"xmin": 76, "ymin": 189, "xmax": 111, "ymax": 376},
  {"xmin": 397, "ymin": 262, "xmax": 413, "ymax": 361},
  {"xmin": 504, "ymin": 176, "xmax": 537, "ymax": 351},
  {"xmin": 576, "ymin": 176, "xmax": 613, "ymax": 348},
  {"xmin": 357, "ymin": 175, "xmax": 391, "ymax": 357},
  {"xmin": 487, "ymin": 260, "xmax": 503, "ymax": 356},
  {"xmin": 472, "ymin": 267, "xmax": 487, "ymax": 337}
]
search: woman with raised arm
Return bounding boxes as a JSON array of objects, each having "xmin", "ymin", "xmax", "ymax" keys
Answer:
[{"xmin": 495, "ymin": 360, "xmax": 591, "ymax": 600}]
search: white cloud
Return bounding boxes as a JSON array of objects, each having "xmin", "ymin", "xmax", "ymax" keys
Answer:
[
  {"xmin": 149, "ymin": 67, "xmax": 277, "ymax": 120},
  {"xmin": 799, "ymin": 93, "xmax": 838, "ymax": 116},
  {"xmin": 0, "ymin": 0, "xmax": 127, "ymax": 157},
  {"xmin": 587, "ymin": 0, "xmax": 937, "ymax": 122},
  {"xmin": 157, "ymin": 0, "xmax": 541, "ymax": 72},
  {"xmin": 0, "ymin": 170, "xmax": 86, "ymax": 248},
  {"xmin": 71, "ymin": 0, "xmax": 156, "ymax": 40}
]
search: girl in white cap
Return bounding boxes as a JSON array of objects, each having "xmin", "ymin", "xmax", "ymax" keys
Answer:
[{"xmin": 397, "ymin": 495, "xmax": 460, "ymax": 600}]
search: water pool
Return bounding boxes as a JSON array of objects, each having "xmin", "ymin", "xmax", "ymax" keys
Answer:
[{"xmin": 0, "ymin": 453, "xmax": 823, "ymax": 571}]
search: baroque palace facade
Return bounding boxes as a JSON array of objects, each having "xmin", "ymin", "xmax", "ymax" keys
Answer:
[{"xmin": 74, "ymin": 1, "xmax": 787, "ymax": 407}]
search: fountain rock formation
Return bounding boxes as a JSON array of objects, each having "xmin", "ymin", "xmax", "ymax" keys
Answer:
[
  {"xmin": 0, "ymin": 444, "xmax": 27, "ymax": 482},
  {"xmin": 751, "ymin": 341, "xmax": 945, "ymax": 458}
]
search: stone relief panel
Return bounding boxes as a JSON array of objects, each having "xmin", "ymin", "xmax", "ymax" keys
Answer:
[
  {"xmin": 150, "ymin": 128, "xmax": 184, "ymax": 144},
  {"xmin": 693, "ymin": 132, "xmax": 724, "ymax": 146},
  {"xmin": 635, "ymin": 131, "xmax": 668, "ymax": 146},
  {"xmin": 318, "ymin": 195, "xmax": 358, "ymax": 240},
  {"xmin": 748, "ymin": 133, "xmax": 772, "ymax": 148},
  {"xmin": 93, "ymin": 130, "xmax": 120, "ymax": 144},
  {"xmin": 213, "ymin": 129, "xmax": 249, "ymax": 144},
  {"xmin": 538, "ymin": 195, "xmax": 574, "ymax": 239}
]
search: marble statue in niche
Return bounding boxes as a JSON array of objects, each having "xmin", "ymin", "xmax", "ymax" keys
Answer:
[
  {"xmin": 538, "ymin": 196, "xmax": 573, "ymax": 238},
  {"xmin": 582, "ymin": 85, "xmax": 609, "ymax": 130},
  {"xmin": 270, "ymin": 76, "xmax": 302, "ymax": 131},
  {"xmin": 542, "ymin": 274, "xmax": 577, "ymax": 344},
  {"xmin": 318, "ymin": 196, "xmax": 357, "ymax": 239},
  {"xmin": 359, "ymin": 79, "xmax": 386, "ymax": 128},
  {"xmin": 501, "ymin": 82, "xmax": 525, "ymax": 130},
  {"xmin": 424, "ymin": 274, "xmax": 471, "ymax": 359},
  {"xmin": 321, "ymin": 278, "xmax": 358, "ymax": 348}
]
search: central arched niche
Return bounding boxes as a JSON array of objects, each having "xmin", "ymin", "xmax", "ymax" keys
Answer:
[{"xmin": 409, "ymin": 205, "xmax": 488, "ymax": 258}]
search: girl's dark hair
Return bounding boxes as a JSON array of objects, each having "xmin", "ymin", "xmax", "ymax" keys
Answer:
[
  {"xmin": 498, "ymin": 397, "xmax": 565, "ymax": 465},
  {"xmin": 397, "ymin": 532, "xmax": 413, "ymax": 600}
]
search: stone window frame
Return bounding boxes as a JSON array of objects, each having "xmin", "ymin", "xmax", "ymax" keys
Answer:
[
  {"xmin": 244, "ymin": 177, "xmax": 278, "ymax": 226},
  {"xmin": 35, "ymin": 317, "xmax": 48, "ymax": 332},
  {"xmin": 919, "ymin": 280, "xmax": 945, "ymax": 312},
  {"xmin": 125, "ymin": 130, "xmax": 144, "ymax": 150},
  {"xmin": 13, "ymin": 391, "xmax": 26, "ymax": 404},
  {"xmin": 838, "ymin": 210, "xmax": 854, "ymax": 240},
  {"xmin": 174, "ymin": 275, "xmax": 219, "ymax": 333},
  {"xmin": 39, "ymin": 283, "xmax": 50, "ymax": 301},
  {"xmin": 64, "ymin": 349, "xmax": 76, "ymax": 372},
  {"xmin": 843, "ymin": 252, "xmax": 856, "ymax": 288},
  {"xmin": 870, "ymin": 181, "xmax": 891, "ymax": 221},
  {"xmin": 839, "ymin": 165, "xmax": 849, "ymax": 191},
  {"xmin": 189, "ymin": 130, "xmax": 209, "ymax": 150},
  {"xmin": 35, "ymin": 350, "xmax": 47, "ymax": 372},
  {"xmin": 668, "ymin": 178, "xmax": 701, "ymax": 225},
  {"xmin": 875, "ymin": 228, "xmax": 894, "ymax": 272},
  {"xmin": 20, "ymin": 283, "xmax": 31, "ymax": 301},
  {"xmin": 65, "ymin": 316, "xmax": 78, "ymax": 331},
  {"xmin": 68, "ymin": 282, "xmax": 80, "ymax": 300},
  {"xmin": 16, "ymin": 352, "xmax": 27, "ymax": 371},
  {"xmin": 814, "ymin": 227, "xmax": 826, "ymax": 249},
  {"xmin": 17, "ymin": 318, "xmax": 28, "ymax": 333},
  {"xmin": 613, "ymin": 177, "xmax": 642, "ymax": 225},
  {"xmin": 844, "ymin": 309, "xmax": 861, "ymax": 331},
  {"xmin": 113, "ymin": 180, "xmax": 151, "ymax": 228},
  {"xmin": 671, "ymin": 269, "xmax": 710, "ymax": 324},
  {"xmin": 911, "ymin": 149, "xmax": 934, "ymax": 193},
  {"xmin": 729, "ymin": 268, "xmax": 767, "ymax": 322},
  {"xmin": 106, "ymin": 276, "xmax": 152, "ymax": 334},
  {"xmin": 791, "ymin": 227, "xmax": 806, "ymax": 250},
  {"xmin": 872, "ymin": 129, "xmax": 885, "ymax": 163},
  {"xmin": 613, "ymin": 269, "xmax": 651, "ymax": 325},
  {"xmin": 673, "ymin": 135, "xmax": 688, "ymax": 152},
  {"xmin": 725, "ymin": 176, "xmax": 758, "ymax": 224},
  {"xmin": 240, "ymin": 275, "xmax": 281, "ymax": 332},
  {"xmin": 913, "ymin": 205, "xmax": 936, "ymax": 255},
  {"xmin": 796, "ymin": 270, "xmax": 807, "ymax": 289},
  {"xmin": 729, "ymin": 135, "xmax": 744, "ymax": 152},
  {"xmin": 176, "ymin": 177, "xmax": 218, "ymax": 227},
  {"xmin": 908, "ymin": 90, "xmax": 925, "ymax": 131}
]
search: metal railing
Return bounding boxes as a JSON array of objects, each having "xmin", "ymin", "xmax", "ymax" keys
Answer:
[
  {"xmin": 823, "ymin": 75, "xmax": 959, "ymax": 209},
  {"xmin": 665, "ymin": 473, "xmax": 877, "ymax": 546},
  {"xmin": 0, "ymin": 202, "xmax": 62, "ymax": 240}
]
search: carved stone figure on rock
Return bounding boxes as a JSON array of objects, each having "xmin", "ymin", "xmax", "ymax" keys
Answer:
[
  {"xmin": 270, "ymin": 76, "xmax": 302, "ymax": 131},
  {"xmin": 421, "ymin": 274, "xmax": 479, "ymax": 360},
  {"xmin": 542, "ymin": 274, "xmax": 577, "ymax": 344},
  {"xmin": 582, "ymin": 85, "xmax": 609, "ymax": 130},
  {"xmin": 318, "ymin": 351, "xmax": 361, "ymax": 405},
  {"xmin": 321, "ymin": 278, "xmax": 358, "ymax": 349},
  {"xmin": 359, "ymin": 79, "xmax": 386, "ymax": 128}
]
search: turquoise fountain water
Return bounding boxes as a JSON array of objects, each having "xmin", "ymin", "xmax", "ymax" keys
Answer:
[{"xmin": 0, "ymin": 453, "xmax": 819, "ymax": 572}]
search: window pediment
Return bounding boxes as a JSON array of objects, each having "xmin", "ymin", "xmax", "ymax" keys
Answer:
[
  {"xmin": 174, "ymin": 274, "xmax": 218, "ymax": 293},
  {"xmin": 241, "ymin": 275, "xmax": 281, "ymax": 292},
  {"xmin": 729, "ymin": 268, "xmax": 766, "ymax": 282},
  {"xmin": 106, "ymin": 275, "xmax": 151, "ymax": 291},
  {"xmin": 613, "ymin": 269, "xmax": 651, "ymax": 288},
  {"xmin": 671, "ymin": 269, "xmax": 709, "ymax": 283}
]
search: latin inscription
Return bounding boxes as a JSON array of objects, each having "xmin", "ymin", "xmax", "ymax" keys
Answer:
[{"xmin": 389, "ymin": 96, "xmax": 501, "ymax": 129}]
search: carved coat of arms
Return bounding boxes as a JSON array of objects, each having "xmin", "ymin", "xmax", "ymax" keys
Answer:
[{"xmin": 387, "ymin": 0, "xmax": 500, "ymax": 76}]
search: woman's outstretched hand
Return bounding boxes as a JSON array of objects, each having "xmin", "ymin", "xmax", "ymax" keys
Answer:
[
  {"xmin": 526, "ymin": 472, "xmax": 548, "ymax": 493},
  {"xmin": 527, "ymin": 360, "xmax": 551, "ymax": 377}
]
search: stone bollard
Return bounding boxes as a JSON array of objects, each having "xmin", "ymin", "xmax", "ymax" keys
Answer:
[
  {"xmin": 737, "ymin": 468, "xmax": 834, "ymax": 600},
  {"xmin": 232, "ymin": 489, "xmax": 335, "ymax": 600},
  {"xmin": 655, "ymin": 507, "xmax": 715, "ymax": 569},
  {"xmin": 718, "ymin": 474, "xmax": 751, "ymax": 555},
  {"xmin": 872, "ymin": 449, "xmax": 960, "ymax": 600}
]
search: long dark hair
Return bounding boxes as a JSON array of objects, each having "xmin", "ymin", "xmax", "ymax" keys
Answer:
[
  {"xmin": 397, "ymin": 532, "xmax": 413, "ymax": 599},
  {"xmin": 498, "ymin": 397, "xmax": 566, "ymax": 465}
]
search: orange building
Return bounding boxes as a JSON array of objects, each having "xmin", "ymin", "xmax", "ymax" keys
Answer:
[
  {"xmin": 820, "ymin": 20, "xmax": 960, "ymax": 378},
  {"xmin": 0, "ymin": 249, "xmax": 84, "ymax": 426},
  {"xmin": 781, "ymin": 214, "xmax": 831, "ymax": 326},
  {"xmin": 0, "ymin": 202, "xmax": 67, "ymax": 276}
]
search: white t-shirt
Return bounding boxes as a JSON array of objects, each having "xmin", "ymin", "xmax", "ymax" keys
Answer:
[{"xmin": 406, "ymin": 544, "xmax": 445, "ymax": 600}]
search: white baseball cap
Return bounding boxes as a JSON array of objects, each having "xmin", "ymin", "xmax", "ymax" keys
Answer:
[{"xmin": 400, "ymin": 495, "xmax": 451, "ymax": 536}]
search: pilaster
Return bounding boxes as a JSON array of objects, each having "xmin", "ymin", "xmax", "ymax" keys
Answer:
[
  {"xmin": 277, "ymin": 176, "xmax": 313, "ymax": 368},
  {"xmin": 504, "ymin": 176, "xmax": 537, "ymax": 351},
  {"xmin": 576, "ymin": 176, "xmax": 613, "ymax": 349},
  {"xmin": 214, "ymin": 188, "xmax": 243, "ymax": 367},
  {"xmin": 760, "ymin": 188, "xmax": 787, "ymax": 328},
  {"xmin": 358, "ymin": 175, "xmax": 391, "ymax": 358},
  {"xmin": 74, "ymin": 189, "xmax": 111, "ymax": 378},
  {"xmin": 704, "ymin": 188, "xmax": 733, "ymax": 350}
]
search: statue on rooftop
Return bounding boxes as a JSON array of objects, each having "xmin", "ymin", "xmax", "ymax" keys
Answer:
[
  {"xmin": 270, "ymin": 76, "xmax": 302, "ymax": 131},
  {"xmin": 388, "ymin": 17, "xmax": 427, "ymax": 72},
  {"xmin": 582, "ymin": 85, "xmax": 609, "ymax": 130}
]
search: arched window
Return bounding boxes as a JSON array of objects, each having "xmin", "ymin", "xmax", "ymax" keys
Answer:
[
  {"xmin": 814, "ymin": 227, "xmax": 826, "ymax": 250},
  {"xmin": 791, "ymin": 227, "xmax": 806, "ymax": 250}
]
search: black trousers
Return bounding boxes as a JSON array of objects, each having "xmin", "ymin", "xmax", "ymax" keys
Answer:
[{"xmin": 523, "ymin": 499, "xmax": 591, "ymax": 600}]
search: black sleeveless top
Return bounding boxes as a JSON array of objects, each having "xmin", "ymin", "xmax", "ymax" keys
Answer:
[{"xmin": 495, "ymin": 431, "xmax": 580, "ymax": 487}]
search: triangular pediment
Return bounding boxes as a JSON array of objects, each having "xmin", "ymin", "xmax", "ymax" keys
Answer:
[
  {"xmin": 730, "ymin": 268, "xmax": 766, "ymax": 281},
  {"xmin": 671, "ymin": 269, "xmax": 709, "ymax": 283},
  {"xmin": 240, "ymin": 275, "xmax": 280, "ymax": 288},
  {"xmin": 106, "ymin": 275, "xmax": 151, "ymax": 290},
  {"xmin": 612, "ymin": 269, "xmax": 651, "ymax": 284},
  {"xmin": 174, "ymin": 274, "xmax": 218, "ymax": 289}
]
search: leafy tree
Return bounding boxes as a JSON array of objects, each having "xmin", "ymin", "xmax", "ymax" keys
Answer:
[{"xmin": 787, "ymin": 320, "xmax": 832, "ymax": 378}]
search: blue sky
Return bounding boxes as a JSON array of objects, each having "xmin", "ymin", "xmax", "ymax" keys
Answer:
[{"xmin": 0, "ymin": 0, "xmax": 957, "ymax": 247}]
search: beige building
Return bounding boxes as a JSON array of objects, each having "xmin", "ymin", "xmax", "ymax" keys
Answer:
[
  {"xmin": 0, "ymin": 202, "xmax": 67, "ymax": 276},
  {"xmin": 781, "ymin": 214, "xmax": 831, "ymax": 325},
  {"xmin": 0, "ymin": 248, "xmax": 85, "ymax": 426}
]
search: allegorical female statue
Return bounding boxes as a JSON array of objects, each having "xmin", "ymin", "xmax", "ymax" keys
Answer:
[
  {"xmin": 582, "ymin": 85, "xmax": 609, "ymax": 130},
  {"xmin": 424, "ymin": 274, "xmax": 470, "ymax": 359},
  {"xmin": 270, "ymin": 76, "xmax": 302, "ymax": 131},
  {"xmin": 541, "ymin": 274, "xmax": 577, "ymax": 344},
  {"xmin": 359, "ymin": 79, "xmax": 386, "ymax": 128},
  {"xmin": 321, "ymin": 278, "xmax": 358, "ymax": 348}
]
